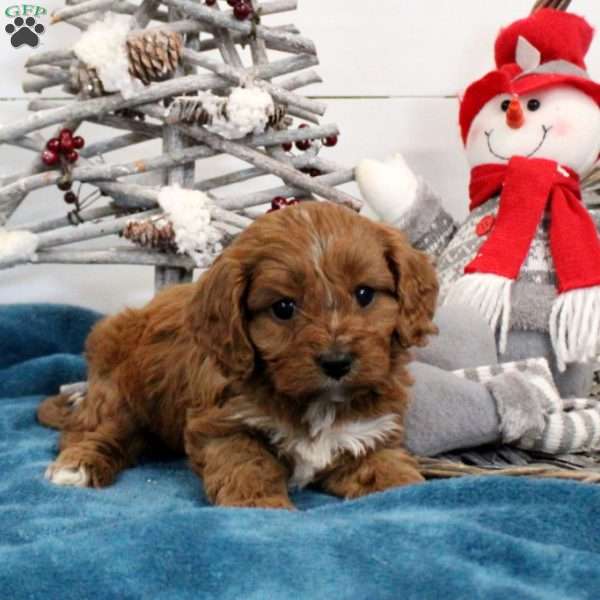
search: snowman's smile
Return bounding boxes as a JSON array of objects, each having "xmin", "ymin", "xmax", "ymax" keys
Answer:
[{"xmin": 485, "ymin": 125, "xmax": 552, "ymax": 161}]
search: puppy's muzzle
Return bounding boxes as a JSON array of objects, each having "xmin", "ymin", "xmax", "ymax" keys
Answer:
[{"xmin": 317, "ymin": 351, "xmax": 353, "ymax": 380}]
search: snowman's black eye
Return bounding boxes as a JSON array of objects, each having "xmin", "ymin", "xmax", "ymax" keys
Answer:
[
  {"xmin": 501, "ymin": 99, "xmax": 511, "ymax": 112},
  {"xmin": 527, "ymin": 99, "xmax": 541, "ymax": 111}
]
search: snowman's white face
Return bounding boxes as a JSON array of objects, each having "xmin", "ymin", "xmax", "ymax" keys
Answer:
[{"xmin": 465, "ymin": 86, "xmax": 600, "ymax": 175}]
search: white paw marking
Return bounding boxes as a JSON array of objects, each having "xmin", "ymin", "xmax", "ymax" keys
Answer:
[
  {"xmin": 67, "ymin": 392, "xmax": 85, "ymax": 408},
  {"xmin": 45, "ymin": 463, "xmax": 90, "ymax": 487}
]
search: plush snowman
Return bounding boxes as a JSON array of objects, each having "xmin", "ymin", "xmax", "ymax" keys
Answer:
[{"xmin": 357, "ymin": 9, "xmax": 600, "ymax": 457}]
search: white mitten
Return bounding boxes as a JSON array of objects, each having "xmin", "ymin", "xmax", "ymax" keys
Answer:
[{"xmin": 356, "ymin": 153, "xmax": 419, "ymax": 226}]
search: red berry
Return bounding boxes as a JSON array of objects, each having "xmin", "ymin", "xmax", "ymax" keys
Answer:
[
  {"xmin": 59, "ymin": 128, "xmax": 73, "ymax": 139},
  {"xmin": 233, "ymin": 1, "xmax": 252, "ymax": 19},
  {"xmin": 46, "ymin": 138, "xmax": 60, "ymax": 152},
  {"xmin": 41, "ymin": 150, "xmax": 59, "ymax": 166},
  {"xmin": 206, "ymin": 0, "xmax": 217, "ymax": 4},
  {"xmin": 72, "ymin": 136, "xmax": 85, "ymax": 149},
  {"xmin": 65, "ymin": 150, "xmax": 79, "ymax": 163},
  {"xmin": 59, "ymin": 134, "xmax": 74, "ymax": 152},
  {"xmin": 296, "ymin": 124, "xmax": 312, "ymax": 151},
  {"xmin": 64, "ymin": 191, "xmax": 78, "ymax": 204},
  {"xmin": 296, "ymin": 139, "xmax": 311, "ymax": 151},
  {"xmin": 271, "ymin": 196, "xmax": 288, "ymax": 209},
  {"xmin": 323, "ymin": 134, "xmax": 338, "ymax": 147},
  {"xmin": 282, "ymin": 141, "xmax": 293, "ymax": 152}
]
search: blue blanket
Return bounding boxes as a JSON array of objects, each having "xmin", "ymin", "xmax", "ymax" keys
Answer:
[{"xmin": 2, "ymin": 304, "xmax": 600, "ymax": 600}]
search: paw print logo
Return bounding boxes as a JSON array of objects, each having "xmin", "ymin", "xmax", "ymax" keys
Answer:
[{"xmin": 5, "ymin": 17, "xmax": 45, "ymax": 48}]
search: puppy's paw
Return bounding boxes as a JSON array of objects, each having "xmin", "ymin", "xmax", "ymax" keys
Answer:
[
  {"xmin": 44, "ymin": 462, "xmax": 91, "ymax": 488},
  {"xmin": 66, "ymin": 391, "xmax": 85, "ymax": 409},
  {"xmin": 217, "ymin": 494, "xmax": 296, "ymax": 510},
  {"xmin": 351, "ymin": 462, "xmax": 424, "ymax": 497},
  {"xmin": 324, "ymin": 450, "xmax": 424, "ymax": 499},
  {"xmin": 44, "ymin": 451, "xmax": 116, "ymax": 488}
]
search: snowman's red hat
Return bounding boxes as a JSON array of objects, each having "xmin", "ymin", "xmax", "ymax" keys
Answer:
[{"xmin": 459, "ymin": 9, "xmax": 600, "ymax": 144}]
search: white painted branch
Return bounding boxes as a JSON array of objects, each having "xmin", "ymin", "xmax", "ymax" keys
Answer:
[
  {"xmin": 194, "ymin": 24, "xmax": 299, "ymax": 51},
  {"xmin": 107, "ymin": 0, "xmax": 168, "ymax": 22},
  {"xmin": 156, "ymin": 8, "xmax": 195, "ymax": 293},
  {"xmin": 174, "ymin": 125, "xmax": 361, "ymax": 210},
  {"xmin": 94, "ymin": 182, "xmax": 160, "ymax": 207},
  {"xmin": 3, "ymin": 132, "xmax": 152, "ymax": 188},
  {"xmin": 32, "ymin": 248, "xmax": 198, "ymax": 268},
  {"xmin": 221, "ymin": 169, "xmax": 356, "ymax": 211},
  {"xmin": 28, "ymin": 102, "xmax": 163, "ymax": 139},
  {"xmin": 9, "ymin": 136, "xmax": 44, "ymax": 153},
  {"xmin": 51, "ymin": 0, "xmax": 120, "ymax": 23},
  {"xmin": 13, "ymin": 205, "xmax": 119, "ymax": 233},
  {"xmin": 2, "ymin": 54, "xmax": 318, "ymax": 144},
  {"xmin": 163, "ymin": 0, "xmax": 315, "ymax": 55},
  {"xmin": 182, "ymin": 49, "xmax": 326, "ymax": 116},
  {"xmin": 27, "ymin": 65, "xmax": 68, "ymax": 78},
  {"xmin": 211, "ymin": 5, "xmax": 244, "ymax": 71},
  {"xmin": 130, "ymin": 0, "xmax": 161, "ymax": 28},
  {"xmin": 277, "ymin": 70, "xmax": 322, "ymax": 92},
  {"xmin": 211, "ymin": 208, "xmax": 253, "ymax": 230},
  {"xmin": 26, "ymin": 49, "xmax": 75, "ymax": 68},
  {"xmin": 38, "ymin": 209, "xmax": 162, "ymax": 250},
  {"xmin": 22, "ymin": 72, "xmax": 70, "ymax": 93},
  {"xmin": 36, "ymin": 209, "xmax": 161, "ymax": 249},
  {"xmin": 0, "ymin": 142, "xmax": 219, "ymax": 209},
  {"xmin": 193, "ymin": 153, "xmax": 315, "ymax": 192}
]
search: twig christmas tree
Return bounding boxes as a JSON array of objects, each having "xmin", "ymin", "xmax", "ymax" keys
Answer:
[{"xmin": 0, "ymin": 0, "xmax": 361, "ymax": 290}]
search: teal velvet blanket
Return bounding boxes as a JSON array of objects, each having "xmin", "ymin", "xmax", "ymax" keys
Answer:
[{"xmin": 2, "ymin": 304, "xmax": 600, "ymax": 599}]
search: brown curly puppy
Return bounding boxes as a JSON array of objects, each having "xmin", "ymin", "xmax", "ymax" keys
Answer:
[{"xmin": 38, "ymin": 201, "xmax": 438, "ymax": 509}]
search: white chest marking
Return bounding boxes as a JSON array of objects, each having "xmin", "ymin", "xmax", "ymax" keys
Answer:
[{"xmin": 243, "ymin": 406, "xmax": 401, "ymax": 489}]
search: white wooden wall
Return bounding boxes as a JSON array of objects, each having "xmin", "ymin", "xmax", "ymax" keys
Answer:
[{"xmin": 2, "ymin": 0, "xmax": 600, "ymax": 312}]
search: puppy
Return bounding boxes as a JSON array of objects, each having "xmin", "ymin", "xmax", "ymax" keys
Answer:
[{"xmin": 38, "ymin": 201, "xmax": 438, "ymax": 509}]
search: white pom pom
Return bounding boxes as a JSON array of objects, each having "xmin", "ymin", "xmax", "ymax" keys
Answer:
[
  {"xmin": 200, "ymin": 86, "xmax": 274, "ymax": 140},
  {"xmin": 157, "ymin": 186, "xmax": 223, "ymax": 266},
  {"xmin": 73, "ymin": 13, "xmax": 144, "ymax": 99},
  {"xmin": 0, "ymin": 229, "xmax": 39, "ymax": 263}
]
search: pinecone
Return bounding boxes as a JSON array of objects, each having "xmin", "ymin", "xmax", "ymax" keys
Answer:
[
  {"xmin": 70, "ymin": 62, "xmax": 104, "ymax": 98},
  {"xmin": 167, "ymin": 95, "xmax": 289, "ymax": 129},
  {"xmin": 121, "ymin": 219, "xmax": 178, "ymax": 253},
  {"xmin": 126, "ymin": 30, "xmax": 183, "ymax": 85},
  {"xmin": 267, "ymin": 103, "xmax": 291, "ymax": 130},
  {"xmin": 167, "ymin": 96, "xmax": 227, "ymax": 126}
]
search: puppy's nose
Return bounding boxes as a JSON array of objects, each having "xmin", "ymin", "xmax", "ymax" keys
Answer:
[{"xmin": 318, "ymin": 352, "xmax": 353, "ymax": 380}]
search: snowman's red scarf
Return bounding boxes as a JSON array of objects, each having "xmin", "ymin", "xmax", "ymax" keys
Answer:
[{"xmin": 444, "ymin": 156, "xmax": 600, "ymax": 370}]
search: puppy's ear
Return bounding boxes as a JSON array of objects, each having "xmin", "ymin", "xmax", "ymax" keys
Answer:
[
  {"xmin": 382, "ymin": 225, "xmax": 439, "ymax": 349},
  {"xmin": 188, "ymin": 254, "xmax": 255, "ymax": 379}
]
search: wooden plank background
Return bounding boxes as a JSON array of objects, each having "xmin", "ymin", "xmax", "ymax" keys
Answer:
[{"xmin": 2, "ymin": 0, "xmax": 600, "ymax": 311}]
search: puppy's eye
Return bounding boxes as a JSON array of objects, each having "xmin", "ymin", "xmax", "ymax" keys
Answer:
[
  {"xmin": 271, "ymin": 298, "xmax": 296, "ymax": 320},
  {"xmin": 527, "ymin": 98, "xmax": 541, "ymax": 111},
  {"xmin": 501, "ymin": 99, "xmax": 511, "ymax": 112},
  {"xmin": 355, "ymin": 286, "xmax": 375, "ymax": 308}
]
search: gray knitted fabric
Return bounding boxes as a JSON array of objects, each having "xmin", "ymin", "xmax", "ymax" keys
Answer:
[
  {"xmin": 407, "ymin": 181, "xmax": 587, "ymax": 334},
  {"xmin": 453, "ymin": 357, "xmax": 600, "ymax": 453},
  {"xmin": 436, "ymin": 197, "xmax": 555, "ymax": 299}
]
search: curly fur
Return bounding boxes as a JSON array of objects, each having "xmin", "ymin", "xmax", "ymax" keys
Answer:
[{"xmin": 38, "ymin": 202, "xmax": 438, "ymax": 509}]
